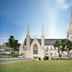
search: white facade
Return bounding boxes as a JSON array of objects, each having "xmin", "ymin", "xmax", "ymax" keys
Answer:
[
  {"xmin": 19, "ymin": 11, "xmax": 72, "ymax": 60},
  {"xmin": 19, "ymin": 24, "xmax": 60, "ymax": 60}
]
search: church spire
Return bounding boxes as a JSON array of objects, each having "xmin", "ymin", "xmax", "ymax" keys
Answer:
[
  {"xmin": 41, "ymin": 24, "xmax": 45, "ymax": 59},
  {"xmin": 26, "ymin": 24, "xmax": 30, "ymax": 50},
  {"xmin": 69, "ymin": 7, "xmax": 72, "ymax": 32},
  {"xmin": 67, "ymin": 7, "xmax": 72, "ymax": 41},
  {"xmin": 41, "ymin": 24, "xmax": 45, "ymax": 48},
  {"xmin": 27, "ymin": 24, "xmax": 30, "ymax": 36},
  {"xmin": 42, "ymin": 24, "xmax": 44, "ymax": 35}
]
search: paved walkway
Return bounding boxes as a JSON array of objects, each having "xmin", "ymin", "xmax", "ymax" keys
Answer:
[{"xmin": 0, "ymin": 58, "xmax": 32, "ymax": 64}]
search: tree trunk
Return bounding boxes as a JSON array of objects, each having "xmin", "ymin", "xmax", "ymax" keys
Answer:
[
  {"xmin": 67, "ymin": 50, "xmax": 70, "ymax": 58},
  {"xmin": 59, "ymin": 52, "xmax": 61, "ymax": 58},
  {"xmin": 58, "ymin": 49, "xmax": 61, "ymax": 59}
]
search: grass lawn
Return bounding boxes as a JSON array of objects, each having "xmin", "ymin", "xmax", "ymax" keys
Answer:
[{"xmin": 0, "ymin": 60, "xmax": 72, "ymax": 72}]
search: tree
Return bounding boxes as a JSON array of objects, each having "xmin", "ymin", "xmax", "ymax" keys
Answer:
[
  {"xmin": 8, "ymin": 36, "xmax": 15, "ymax": 48},
  {"xmin": 54, "ymin": 40, "xmax": 62, "ymax": 58},
  {"xmin": 6, "ymin": 35, "xmax": 20, "ymax": 51},
  {"xmin": 14, "ymin": 40, "xmax": 21, "ymax": 51},
  {"xmin": 64, "ymin": 39, "xmax": 72, "ymax": 57},
  {"xmin": 54, "ymin": 39, "xmax": 72, "ymax": 58},
  {"xmin": 60, "ymin": 39, "xmax": 67, "ymax": 52}
]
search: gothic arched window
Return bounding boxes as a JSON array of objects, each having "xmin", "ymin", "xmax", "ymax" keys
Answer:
[{"xmin": 33, "ymin": 44, "xmax": 38, "ymax": 54}]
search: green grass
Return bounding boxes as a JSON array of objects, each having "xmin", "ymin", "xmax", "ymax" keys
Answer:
[{"xmin": 0, "ymin": 60, "xmax": 72, "ymax": 72}]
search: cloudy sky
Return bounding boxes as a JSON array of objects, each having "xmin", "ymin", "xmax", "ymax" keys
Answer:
[{"xmin": 0, "ymin": 0, "xmax": 72, "ymax": 44}]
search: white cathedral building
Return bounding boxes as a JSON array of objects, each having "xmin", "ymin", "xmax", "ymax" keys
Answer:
[{"xmin": 19, "ymin": 11, "xmax": 72, "ymax": 60}]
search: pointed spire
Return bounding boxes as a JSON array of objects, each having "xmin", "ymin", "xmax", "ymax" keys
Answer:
[
  {"xmin": 68, "ymin": 6, "xmax": 72, "ymax": 35},
  {"xmin": 71, "ymin": 5, "xmax": 72, "ymax": 16},
  {"xmin": 27, "ymin": 24, "xmax": 29, "ymax": 35},
  {"xmin": 42, "ymin": 24, "xmax": 44, "ymax": 35},
  {"xmin": 70, "ymin": 6, "xmax": 72, "ymax": 25},
  {"xmin": 67, "ymin": 6, "xmax": 72, "ymax": 40}
]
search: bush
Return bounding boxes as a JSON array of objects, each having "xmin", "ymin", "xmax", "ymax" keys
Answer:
[
  {"xmin": 38, "ymin": 57, "xmax": 41, "ymax": 60},
  {"xmin": 43, "ymin": 56, "xmax": 49, "ymax": 60},
  {"xmin": 12, "ymin": 51, "xmax": 18, "ymax": 57}
]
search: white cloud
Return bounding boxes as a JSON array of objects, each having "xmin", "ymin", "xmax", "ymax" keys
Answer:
[{"xmin": 56, "ymin": 0, "xmax": 71, "ymax": 9}]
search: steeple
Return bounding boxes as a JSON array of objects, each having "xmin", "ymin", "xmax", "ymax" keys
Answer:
[
  {"xmin": 67, "ymin": 7, "xmax": 72, "ymax": 41},
  {"xmin": 26, "ymin": 24, "xmax": 30, "ymax": 37},
  {"xmin": 41, "ymin": 24, "xmax": 45, "ymax": 38},
  {"xmin": 41, "ymin": 24, "xmax": 45, "ymax": 59},
  {"xmin": 42, "ymin": 24, "xmax": 44, "ymax": 35},
  {"xmin": 26, "ymin": 24, "xmax": 30, "ymax": 49},
  {"xmin": 70, "ymin": 6, "xmax": 72, "ymax": 24},
  {"xmin": 41, "ymin": 24, "xmax": 45, "ymax": 48},
  {"xmin": 69, "ymin": 7, "xmax": 72, "ymax": 34}
]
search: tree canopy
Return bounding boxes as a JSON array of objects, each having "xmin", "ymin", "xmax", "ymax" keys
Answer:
[
  {"xmin": 54, "ymin": 39, "xmax": 72, "ymax": 58},
  {"xmin": 5, "ymin": 35, "xmax": 21, "ymax": 51}
]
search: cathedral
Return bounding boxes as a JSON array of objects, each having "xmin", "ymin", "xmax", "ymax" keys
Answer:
[{"xmin": 19, "ymin": 11, "xmax": 72, "ymax": 60}]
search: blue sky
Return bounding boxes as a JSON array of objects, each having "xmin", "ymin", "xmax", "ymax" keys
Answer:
[{"xmin": 0, "ymin": 0, "xmax": 72, "ymax": 44}]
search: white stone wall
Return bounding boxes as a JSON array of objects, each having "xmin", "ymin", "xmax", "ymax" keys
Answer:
[
  {"xmin": 45, "ymin": 45, "xmax": 59, "ymax": 58},
  {"xmin": 30, "ymin": 39, "xmax": 44, "ymax": 59},
  {"xmin": 20, "ymin": 39, "xmax": 72, "ymax": 60}
]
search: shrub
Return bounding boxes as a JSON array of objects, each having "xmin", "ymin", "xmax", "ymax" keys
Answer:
[{"xmin": 38, "ymin": 57, "xmax": 41, "ymax": 60}]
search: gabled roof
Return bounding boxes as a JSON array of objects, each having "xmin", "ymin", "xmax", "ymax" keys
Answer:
[
  {"xmin": 24, "ymin": 38, "xmax": 34, "ymax": 45},
  {"xmin": 45, "ymin": 39, "xmax": 63, "ymax": 45},
  {"xmin": 24, "ymin": 38, "xmax": 64, "ymax": 45}
]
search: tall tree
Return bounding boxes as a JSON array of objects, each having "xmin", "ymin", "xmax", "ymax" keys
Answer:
[
  {"xmin": 6, "ymin": 35, "xmax": 20, "ymax": 51},
  {"xmin": 14, "ymin": 40, "xmax": 20, "ymax": 51},
  {"xmin": 8, "ymin": 36, "xmax": 15, "ymax": 48}
]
